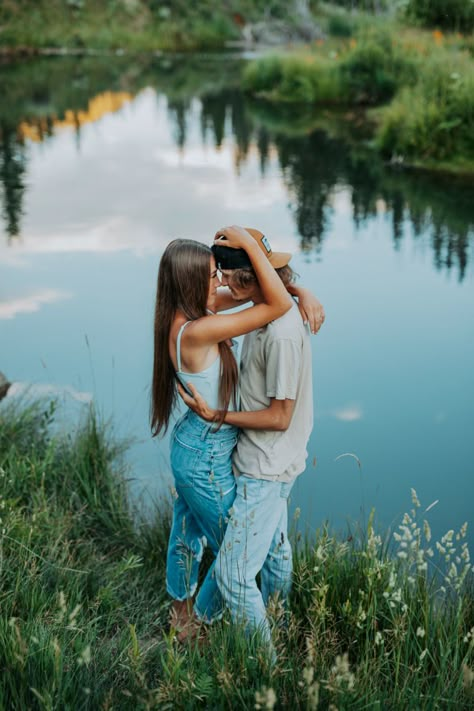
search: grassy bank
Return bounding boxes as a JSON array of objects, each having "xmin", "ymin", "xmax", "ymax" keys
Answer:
[
  {"xmin": 0, "ymin": 0, "xmax": 239, "ymax": 52},
  {"xmin": 0, "ymin": 400, "xmax": 473, "ymax": 708},
  {"xmin": 242, "ymin": 24, "xmax": 474, "ymax": 174},
  {"xmin": 0, "ymin": 0, "xmax": 313, "ymax": 53}
]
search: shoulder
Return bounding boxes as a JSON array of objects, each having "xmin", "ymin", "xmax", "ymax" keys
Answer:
[{"xmin": 265, "ymin": 302, "xmax": 305, "ymax": 343}]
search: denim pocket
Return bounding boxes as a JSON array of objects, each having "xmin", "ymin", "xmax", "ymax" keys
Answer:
[
  {"xmin": 279, "ymin": 481, "xmax": 294, "ymax": 500},
  {"xmin": 212, "ymin": 436, "xmax": 237, "ymax": 459},
  {"xmin": 171, "ymin": 435, "xmax": 202, "ymax": 488}
]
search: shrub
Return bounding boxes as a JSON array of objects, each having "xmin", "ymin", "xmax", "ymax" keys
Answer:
[
  {"xmin": 327, "ymin": 13, "xmax": 355, "ymax": 38},
  {"xmin": 339, "ymin": 30, "xmax": 418, "ymax": 104},
  {"xmin": 243, "ymin": 53, "xmax": 343, "ymax": 104},
  {"xmin": 377, "ymin": 50, "xmax": 474, "ymax": 162}
]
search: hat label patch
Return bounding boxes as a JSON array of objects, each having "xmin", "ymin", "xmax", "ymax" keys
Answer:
[{"xmin": 261, "ymin": 235, "xmax": 272, "ymax": 253}]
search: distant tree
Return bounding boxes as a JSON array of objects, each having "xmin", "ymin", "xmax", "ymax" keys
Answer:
[{"xmin": 0, "ymin": 128, "xmax": 26, "ymax": 241}]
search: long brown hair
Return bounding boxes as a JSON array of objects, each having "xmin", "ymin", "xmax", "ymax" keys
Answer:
[{"xmin": 151, "ymin": 239, "xmax": 238, "ymax": 436}]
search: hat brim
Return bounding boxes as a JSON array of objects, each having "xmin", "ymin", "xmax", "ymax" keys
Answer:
[{"xmin": 268, "ymin": 251, "xmax": 292, "ymax": 269}]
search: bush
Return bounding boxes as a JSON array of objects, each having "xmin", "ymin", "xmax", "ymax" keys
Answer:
[
  {"xmin": 243, "ymin": 53, "xmax": 343, "ymax": 104},
  {"xmin": 327, "ymin": 13, "xmax": 355, "ymax": 38},
  {"xmin": 405, "ymin": 0, "xmax": 474, "ymax": 33},
  {"xmin": 339, "ymin": 30, "xmax": 418, "ymax": 104},
  {"xmin": 377, "ymin": 50, "xmax": 474, "ymax": 162}
]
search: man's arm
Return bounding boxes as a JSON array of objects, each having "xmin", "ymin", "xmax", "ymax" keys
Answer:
[{"xmin": 177, "ymin": 383, "xmax": 295, "ymax": 432}]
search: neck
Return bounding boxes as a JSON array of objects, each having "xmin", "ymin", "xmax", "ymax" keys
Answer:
[{"xmin": 249, "ymin": 286, "xmax": 264, "ymax": 304}]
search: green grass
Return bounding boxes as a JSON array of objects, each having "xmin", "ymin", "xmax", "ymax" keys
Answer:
[{"xmin": 0, "ymin": 400, "xmax": 473, "ymax": 707}]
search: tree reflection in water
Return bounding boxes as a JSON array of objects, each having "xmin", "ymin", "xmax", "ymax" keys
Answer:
[{"xmin": 0, "ymin": 55, "xmax": 473, "ymax": 280}]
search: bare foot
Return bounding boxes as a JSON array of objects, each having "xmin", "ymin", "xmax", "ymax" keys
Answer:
[{"xmin": 169, "ymin": 601, "xmax": 206, "ymax": 644}]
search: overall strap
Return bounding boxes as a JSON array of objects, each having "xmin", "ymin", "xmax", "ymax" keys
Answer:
[{"xmin": 176, "ymin": 321, "xmax": 192, "ymax": 372}]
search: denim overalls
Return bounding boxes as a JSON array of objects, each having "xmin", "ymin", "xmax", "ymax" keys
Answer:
[{"xmin": 166, "ymin": 322, "xmax": 239, "ymax": 622}]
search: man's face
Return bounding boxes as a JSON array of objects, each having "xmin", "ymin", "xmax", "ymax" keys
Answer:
[{"xmin": 219, "ymin": 269, "xmax": 255, "ymax": 302}]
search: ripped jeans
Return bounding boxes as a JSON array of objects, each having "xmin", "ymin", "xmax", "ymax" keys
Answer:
[{"xmin": 166, "ymin": 410, "xmax": 239, "ymax": 622}]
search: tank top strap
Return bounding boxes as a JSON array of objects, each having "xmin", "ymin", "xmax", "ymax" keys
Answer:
[{"xmin": 176, "ymin": 321, "xmax": 192, "ymax": 372}]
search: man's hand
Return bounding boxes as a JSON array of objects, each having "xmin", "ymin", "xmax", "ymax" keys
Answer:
[
  {"xmin": 288, "ymin": 286, "xmax": 325, "ymax": 334},
  {"xmin": 177, "ymin": 382, "xmax": 218, "ymax": 422}
]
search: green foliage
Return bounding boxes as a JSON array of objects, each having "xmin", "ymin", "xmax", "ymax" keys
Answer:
[
  {"xmin": 243, "ymin": 53, "xmax": 343, "ymax": 104},
  {"xmin": 243, "ymin": 32, "xmax": 417, "ymax": 106},
  {"xmin": 377, "ymin": 50, "xmax": 474, "ymax": 162},
  {"xmin": 327, "ymin": 13, "xmax": 356, "ymax": 37},
  {"xmin": 339, "ymin": 30, "xmax": 417, "ymax": 103},
  {"xmin": 405, "ymin": 0, "xmax": 474, "ymax": 33}
]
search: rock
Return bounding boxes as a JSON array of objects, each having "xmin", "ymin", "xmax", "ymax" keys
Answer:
[
  {"xmin": 241, "ymin": 19, "xmax": 324, "ymax": 47},
  {"xmin": 0, "ymin": 371, "xmax": 11, "ymax": 401}
]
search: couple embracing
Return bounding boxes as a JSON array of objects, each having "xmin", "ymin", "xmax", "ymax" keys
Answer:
[{"xmin": 151, "ymin": 225, "xmax": 324, "ymax": 656}]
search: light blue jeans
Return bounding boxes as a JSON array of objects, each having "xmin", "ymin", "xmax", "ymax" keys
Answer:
[
  {"xmin": 214, "ymin": 474, "xmax": 294, "ymax": 648},
  {"xmin": 166, "ymin": 410, "xmax": 239, "ymax": 622}
]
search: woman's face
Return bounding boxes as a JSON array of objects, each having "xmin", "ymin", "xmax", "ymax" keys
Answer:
[{"xmin": 206, "ymin": 255, "xmax": 220, "ymax": 312}]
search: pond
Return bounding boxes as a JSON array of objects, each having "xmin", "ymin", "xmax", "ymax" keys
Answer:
[{"xmin": 1, "ymin": 54, "xmax": 473, "ymax": 550}]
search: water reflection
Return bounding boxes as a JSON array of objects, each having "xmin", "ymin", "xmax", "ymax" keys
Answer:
[{"xmin": 0, "ymin": 54, "xmax": 473, "ymax": 279}]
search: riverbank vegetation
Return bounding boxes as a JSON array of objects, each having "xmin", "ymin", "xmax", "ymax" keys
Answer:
[
  {"xmin": 1, "ymin": 399, "xmax": 473, "ymax": 707},
  {"xmin": 0, "ymin": 0, "xmax": 311, "ymax": 53},
  {"xmin": 243, "ymin": 23, "xmax": 474, "ymax": 173},
  {"xmin": 1, "ymin": 2, "xmax": 473, "ymax": 174}
]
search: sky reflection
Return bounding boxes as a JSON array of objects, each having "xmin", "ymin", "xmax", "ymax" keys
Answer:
[{"xmin": 0, "ymin": 56, "xmax": 473, "ymax": 547}]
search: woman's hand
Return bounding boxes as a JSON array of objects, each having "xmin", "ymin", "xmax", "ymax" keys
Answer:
[
  {"xmin": 177, "ymin": 382, "xmax": 218, "ymax": 422},
  {"xmin": 289, "ymin": 286, "xmax": 325, "ymax": 334},
  {"xmin": 214, "ymin": 225, "xmax": 254, "ymax": 251}
]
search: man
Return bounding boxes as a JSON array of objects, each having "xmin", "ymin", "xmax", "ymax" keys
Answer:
[{"xmin": 179, "ymin": 226, "xmax": 322, "ymax": 651}]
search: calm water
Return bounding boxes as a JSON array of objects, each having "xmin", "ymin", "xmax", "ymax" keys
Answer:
[{"xmin": 1, "ymin": 55, "xmax": 473, "ymax": 547}]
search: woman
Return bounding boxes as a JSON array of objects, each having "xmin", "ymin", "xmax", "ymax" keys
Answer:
[{"xmin": 151, "ymin": 226, "xmax": 319, "ymax": 639}]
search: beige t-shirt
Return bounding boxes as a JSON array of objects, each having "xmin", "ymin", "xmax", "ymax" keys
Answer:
[{"xmin": 232, "ymin": 302, "xmax": 313, "ymax": 482}]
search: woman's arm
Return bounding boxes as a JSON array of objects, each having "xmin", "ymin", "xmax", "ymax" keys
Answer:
[
  {"xmin": 287, "ymin": 285, "xmax": 325, "ymax": 334},
  {"xmin": 214, "ymin": 287, "xmax": 251, "ymax": 312},
  {"xmin": 215, "ymin": 284, "xmax": 325, "ymax": 335}
]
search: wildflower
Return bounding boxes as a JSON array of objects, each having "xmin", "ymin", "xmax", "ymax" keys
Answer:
[
  {"xmin": 397, "ymin": 551, "xmax": 407, "ymax": 560},
  {"xmin": 56, "ymin": 591, "xmax": 67, "ymax": 623},
  {"xmin": 463, "ymin": 665, "xmax": 474, "ymax": 690},
  {"xmin": 423, "ymin": 520, "xmax": 431, "ymax": 542},
  {"xmin": 432, "ymin": 29, "xmax": 443, "ymax": 45},
  {"xmin": 375, "ymin": 631, "xmax": 383, "ymax": 646},
  {"xmin": 68, "ymin": 604, "xmax": 81, "ymax": 628},
  {"xmin": 411, "ymin": 489, "xmax": 420, "ymax": 508},
  {"xmin": 463, "ymin": 627, "xmax": 474, "ymax": 644},
  {"xmin": 416, "ymin": 627, "xmax": 425, "ymax": 638},
  {"xmin": 325, "ymin": 652, "xmax": 355, "ymax": 692},
  {"xmin": 217, "ymin": 669, "xmax": 233, "ymax": 691},
  {"xmin": 302, "ymin": 666, "xmax": 314, "ymax": 685},
  {"xmin": 78, "ymin": 645, "xmax": 91, "ymax": 667},
  {"xmin": 255, "ymin": 686, "xmax": 277, "ymax": 710}
]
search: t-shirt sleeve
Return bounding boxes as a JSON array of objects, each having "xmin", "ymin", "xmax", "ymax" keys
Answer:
[{"xmin": 265, "ymin": 338, "xmax": 301, "ymax": 400}]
